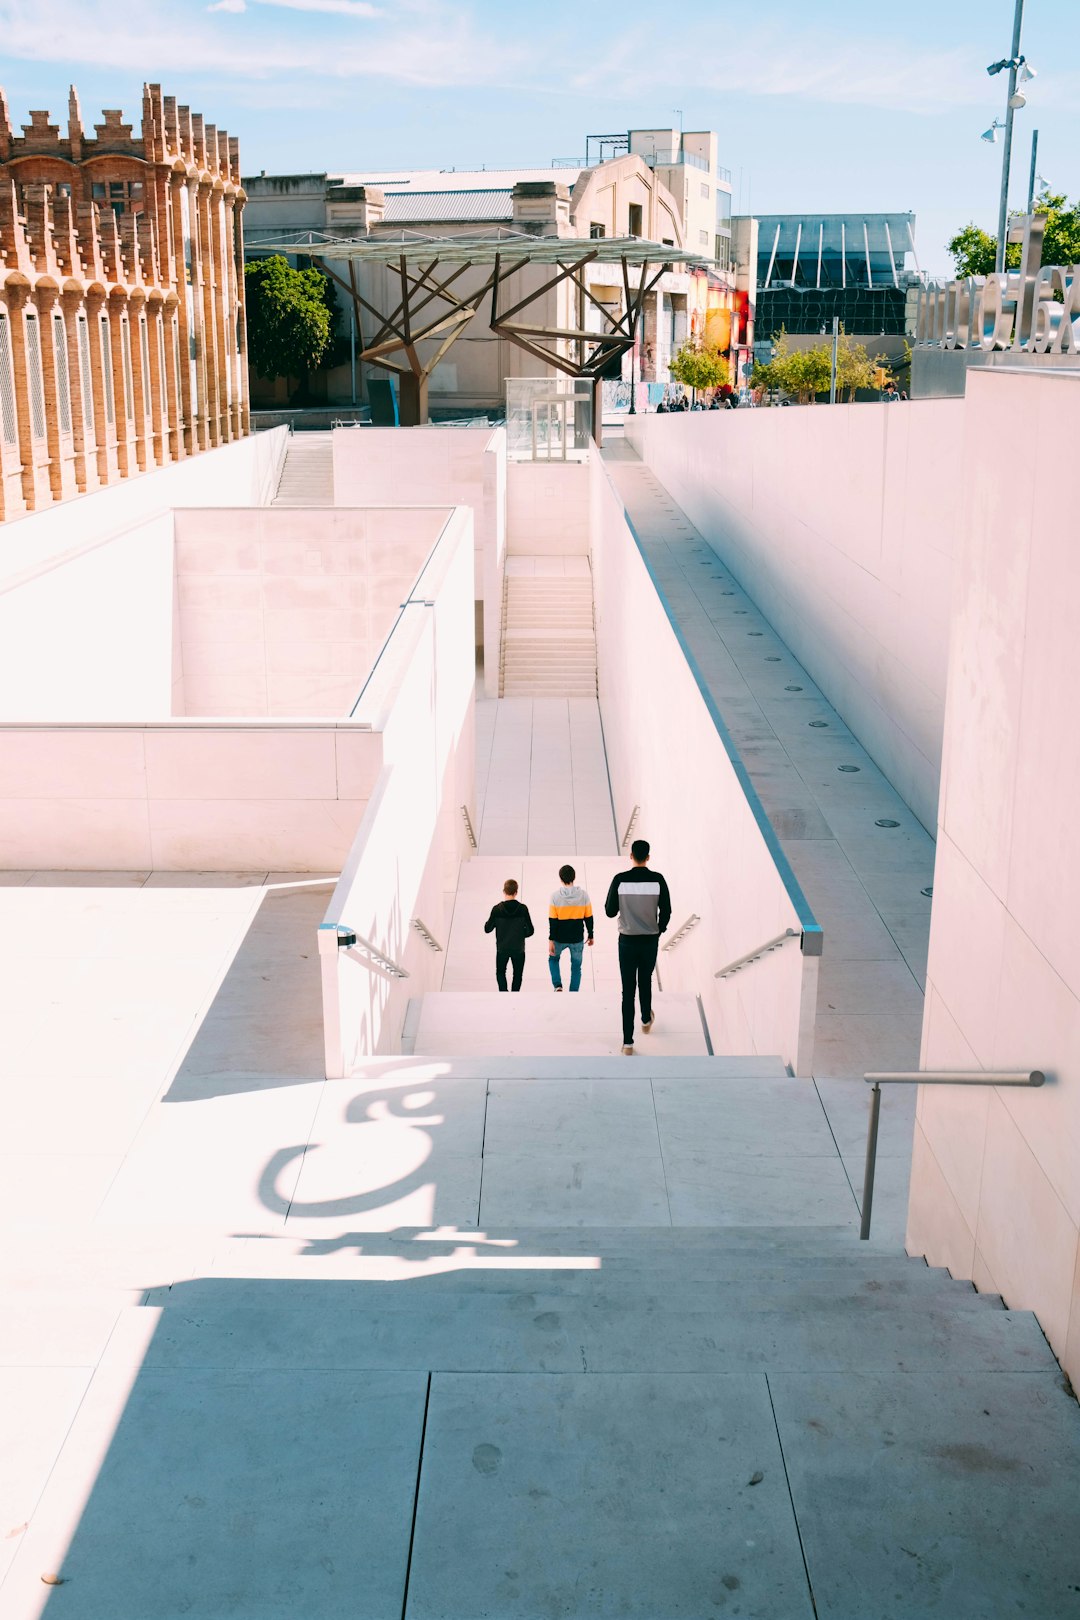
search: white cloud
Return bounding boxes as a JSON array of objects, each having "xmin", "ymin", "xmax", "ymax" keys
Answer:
[
  {"xmin": 253, "ymin": 0, "xmax": 382, "ymax": 15},
  {"xmin": 207, "ymin": 0, "xmax": 246, "ymax": 11}
]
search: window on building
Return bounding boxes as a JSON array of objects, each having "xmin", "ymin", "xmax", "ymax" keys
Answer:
[
  {"xmin": 52, "ymin": 312, "xmax": 72, "ymax": 436},
  {"xmin": 699, "ymin": 229, "xmax": 709, "ymax": 246},
  {"xmin": 589, "ymin": 223, "xmax": 606, "ymax": 239},
  {"xmin": 628, "ymin": 203, "xmax": 643, "ymax": 239},
  {"xmin": 715, "ymin": 235, "xmax": 732, "ymax": 272},
  {"xmin": 139, "ymin": 319, "xmax": 151, "ymax": 414},
  {"xmin": 100, "ymin": 315, "xmax": 115, "ymax": 427},
  {"xmin": 120, "ymin": 320, "xmax": 135, "ymax": 423},
  {"xmin": 0, "ymin": 312, "xmax": 17, "ymax": 447},
  {"xmin": 716, "ymin": 191, "xmax": 732, "ymax": 223},
  {"xmin": 700, "ymin": 182, "xmax": 710, "ymax": 199},
  {"xmin": 158, "ymin": 323, "xmax": 168, "ymax": 421},
  {"xmin": 77, "ymin": 316, "xmax": 94, "ymax": 431},
  {"xmin": 24, "ymin": 315, "xmax": 46, "ymax": 441}
]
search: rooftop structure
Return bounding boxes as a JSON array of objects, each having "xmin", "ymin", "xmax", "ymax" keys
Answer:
[{"xmin": 243, "ymin": 130, "xmax": 749, "ymax": 421}]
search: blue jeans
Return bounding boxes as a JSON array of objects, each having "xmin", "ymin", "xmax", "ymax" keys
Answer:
[{"xmin": 548, "ymin": 940, "xmax": 584, "ymax": 991}]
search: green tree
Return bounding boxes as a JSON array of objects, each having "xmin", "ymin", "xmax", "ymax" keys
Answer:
[
  {"xmin": 668, "ymin": 341, "xmax": 731, "ymax": 401},
  {"xmin": 761, "ymin": 331, "xmax": 832, "ymax": 403},
  {"xmin": 835, "ymin": 332, "xmax": 884, "ymax": 401},
  {"xmin": 948, "ymin": 193, "xmax": 1080, "ymax": 277},
  {"xmin": 244, "ymin": 255, "xmax": 337, "ymax": 399}
]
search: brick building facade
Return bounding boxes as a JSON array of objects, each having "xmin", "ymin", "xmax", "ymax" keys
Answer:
[{"xmin": 0, "ymin": 83, "xmax": 248, "ymax": 523}]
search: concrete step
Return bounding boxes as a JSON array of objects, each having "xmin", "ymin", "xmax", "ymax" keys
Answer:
[
  {"xmin": 125, "ymin": 1291, "xmax": 1053, "ymax": 1375},
  {"xmin": 150, "ymin": 1265, "xmax": 991, "ymax": 1308}
]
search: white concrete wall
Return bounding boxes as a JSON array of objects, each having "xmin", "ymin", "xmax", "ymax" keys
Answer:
[
  {"xmin": 319, "ymin": 508, "xmax": 477, "ymax": 1069},
  {"xmin": 331, "ymin": 426, "xmax": 506, "ymax": 694},
  {"xmin": 0, "ymin": 428, "xmax": 288, "ymax": 585},
  {"xmin": 590, "ymin": 459, "xmax": 820, "ymax": 1074},
  {"xmin": 173, "ymin": 505, "xmax": 449, "ymax": 717},
  {"xmin": 906, "ymin": 369, "xmax": 1080, "ymax": 1388},
  {"xmin": 625, "ymin": 403, "xmax": 965, "ymax": 832},
  {"xmin": 506, "ymin": 460, "xmax": 591, "ymax": 555},
  {"xmin": 0, "ymin": 514, "xmax": 176, "ymax": 721},
  {"xmin": 0, "ymin": 721, "xmax": 381, "ymax": 870}
]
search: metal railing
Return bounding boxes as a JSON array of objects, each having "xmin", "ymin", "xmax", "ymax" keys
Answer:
[
  {"xmin": 411, "ymin": 918, "xmax": 443, "ymax": 952},
  {"xmin": 318, "ymin": 922, "xmax": 409, "ymax": 981},
  {"xmin": 661, "ymin": 914, "xmax": 700, "ymax": 953},
  {"xmin": 461, "ymin": 805, "xmax": 478, "ymax": 850},
  {"xmin": 860, "ymin": 1069, "xmax": 1046, "ymax": 1240},
  {"xmin": 714, "ymin": 928, "xmax": 799, "ymax": 979}
]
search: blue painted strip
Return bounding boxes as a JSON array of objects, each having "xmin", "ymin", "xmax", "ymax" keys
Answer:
[{"xmin": 609, "ymin": 470, "xmax": 822, "ymax": 942}]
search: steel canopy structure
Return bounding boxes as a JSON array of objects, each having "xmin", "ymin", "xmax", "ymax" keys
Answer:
[{"xmin": 252, "ymin": 229, "xmax": 713, "ymax": 427}]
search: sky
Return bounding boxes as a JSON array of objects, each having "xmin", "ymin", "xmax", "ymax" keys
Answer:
[{"xmin": 0, "ymin": 0, "xmax": 1076, "ymax": 275}]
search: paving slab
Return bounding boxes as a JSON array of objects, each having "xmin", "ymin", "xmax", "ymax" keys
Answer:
[
  {"xmin": 406, "ymin": 1372, "xmax": 814, "ymax": 1619},
  {"xmin": 479, "ymin": 1146, "xmax": 671, "ymax": 1226},
  {"xmin": 664, "ymin": 1149, "xmax": 858, "ymax": 1227},
  {"xmin": 771, "ymin": 1370, "xmax": 1080, "ymax": 1619},
  {"xmin": 3, "ymin": 1345, "xmax": 426, "ymax": 1618},
  {"xmin": 653, "ymin": 1076, "xmax": 838, "ymax": 1157}
]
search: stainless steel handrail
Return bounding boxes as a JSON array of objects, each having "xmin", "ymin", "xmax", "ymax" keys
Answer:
[
  {"xmin": 860, "ymin": 1069, "xmax": 1045, "ymax": 1239},
  {"xmin": 317, "ymin": 922, "xmax": 409, "ymax": 981},
  {"xmin": 661, "ymin": 914, "xmax": 700, "ymax": 953},
  {"xmin": 714, "ymin": 928, "xmax": 798, "ymax": 979}
]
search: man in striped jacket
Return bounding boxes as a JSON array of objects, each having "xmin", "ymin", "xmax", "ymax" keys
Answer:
[{"xmin": 548, "ymin": 865, "xmax": 594, "ymax": 992}]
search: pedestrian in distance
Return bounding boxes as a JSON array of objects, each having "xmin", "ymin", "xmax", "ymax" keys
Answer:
[
  {"xmin": 483, "ymin": 879, "xmax": 534, "ymax": 992},
  {"xmin": 604, "ymin": 839, "xmax": 671, "ymax": 1054},
  {"xmin": 548, "ymin": 864, "xmax": 594, "ymax": 992}
]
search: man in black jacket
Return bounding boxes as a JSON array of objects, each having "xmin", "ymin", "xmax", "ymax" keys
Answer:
[
  {"xmin": 483, "ymin": 879, "xmax": 534, "ymax": 992},
  {"xmin": 604, "ymin": 839, "xmax": 672, "ymax": 1054}
]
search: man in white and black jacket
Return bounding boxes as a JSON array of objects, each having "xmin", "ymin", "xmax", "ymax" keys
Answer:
[{"xmin": 604, "ymin": 839, "xmax": 672, "ymax": 1054}]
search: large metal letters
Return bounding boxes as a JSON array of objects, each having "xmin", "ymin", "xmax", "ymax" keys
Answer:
[{"xmin": 915, "ymin": 213, "xmax": 1080, "ymax": 356}]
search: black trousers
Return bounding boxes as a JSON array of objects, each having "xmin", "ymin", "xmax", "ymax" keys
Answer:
[
  {"xmin": 496, "ymin": 946, "xmax": 525, "ymax": 992},
  {"xmin": 618, "ymin": 933, "xmax": 658, "ymax": 1043}
]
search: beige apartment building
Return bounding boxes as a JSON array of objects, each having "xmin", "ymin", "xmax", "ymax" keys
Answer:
[{"xmin": 0, "ymin": 83, "xmax": 249, "ymax": 523}]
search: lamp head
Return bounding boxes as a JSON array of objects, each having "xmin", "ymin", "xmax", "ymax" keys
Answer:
[{"xmin": 1009, "ymin": 91, "xmax": 1027, "ymax": 109}]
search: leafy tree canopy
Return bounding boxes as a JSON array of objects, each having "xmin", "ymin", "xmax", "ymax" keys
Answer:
[
  {"xmin": 947, "ymin": 193, "xmax": 1080, "ymax": 278},
  {"xmin": 751, "ymin": 328, "xmax": 885, "ymax": 403},
  {"xmin": 668, "ymin": 341, "xmax": 731, "ymax": 395},
  {"xmin": 244, "ymin": 255, "xmax": 335, "ymax": 382}
]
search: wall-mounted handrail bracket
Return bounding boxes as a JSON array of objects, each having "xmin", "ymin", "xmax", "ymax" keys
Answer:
[
  {"xmin": 317, "ymin": 921, "xmax": 409, "ymax": 982},
  {"xmin": 412, "ymin": 918, "xmax": 443, "ymax": 952},
  {"xmin": 661, "ymin": 914, "xmax": 701, "ymax": 953},
  {"xmin": 714, "ymin": 927, "xmax": 800, "ymax": 979},
  {"xmin": 860, "ymin": 1069, "xmax": 1046, "ymax": 1239}
]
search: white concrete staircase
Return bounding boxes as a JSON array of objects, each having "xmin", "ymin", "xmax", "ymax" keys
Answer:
[
  {"xmin": 271, "ymin": 431, "xmax": 334, "ymax": 506},
  {"xmin": 403, "ymin": 988, "xmax": 709, "ymax": 1057},
  {"xmin": 500, "ymin": 567, "xmax": 598, "ymax": 697},
  {"xmin": 115, "ymin": 1056, "xmax": 1079, "ymax": 1620}
]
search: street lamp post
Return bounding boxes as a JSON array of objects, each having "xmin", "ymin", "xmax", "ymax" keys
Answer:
[{"xmin": 994, "ymin": 0, "xmax": 1025, "ymax": 274}]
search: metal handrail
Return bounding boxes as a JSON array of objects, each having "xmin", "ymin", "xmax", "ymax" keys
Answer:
[
  {"xmin": 714, "ymin": 928, "xmax": 798, "ymax": 979},
  {"xmin": 317, "ymin": 923, "xmax": 409, "ymax": 981},
  {"xmin": 661, "ymin": 914, "xmax": 700, "ymax": 953},
  {"xmin": 860, "ymin": 1069, "xmax": 1045, "ymax": 1239}
]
